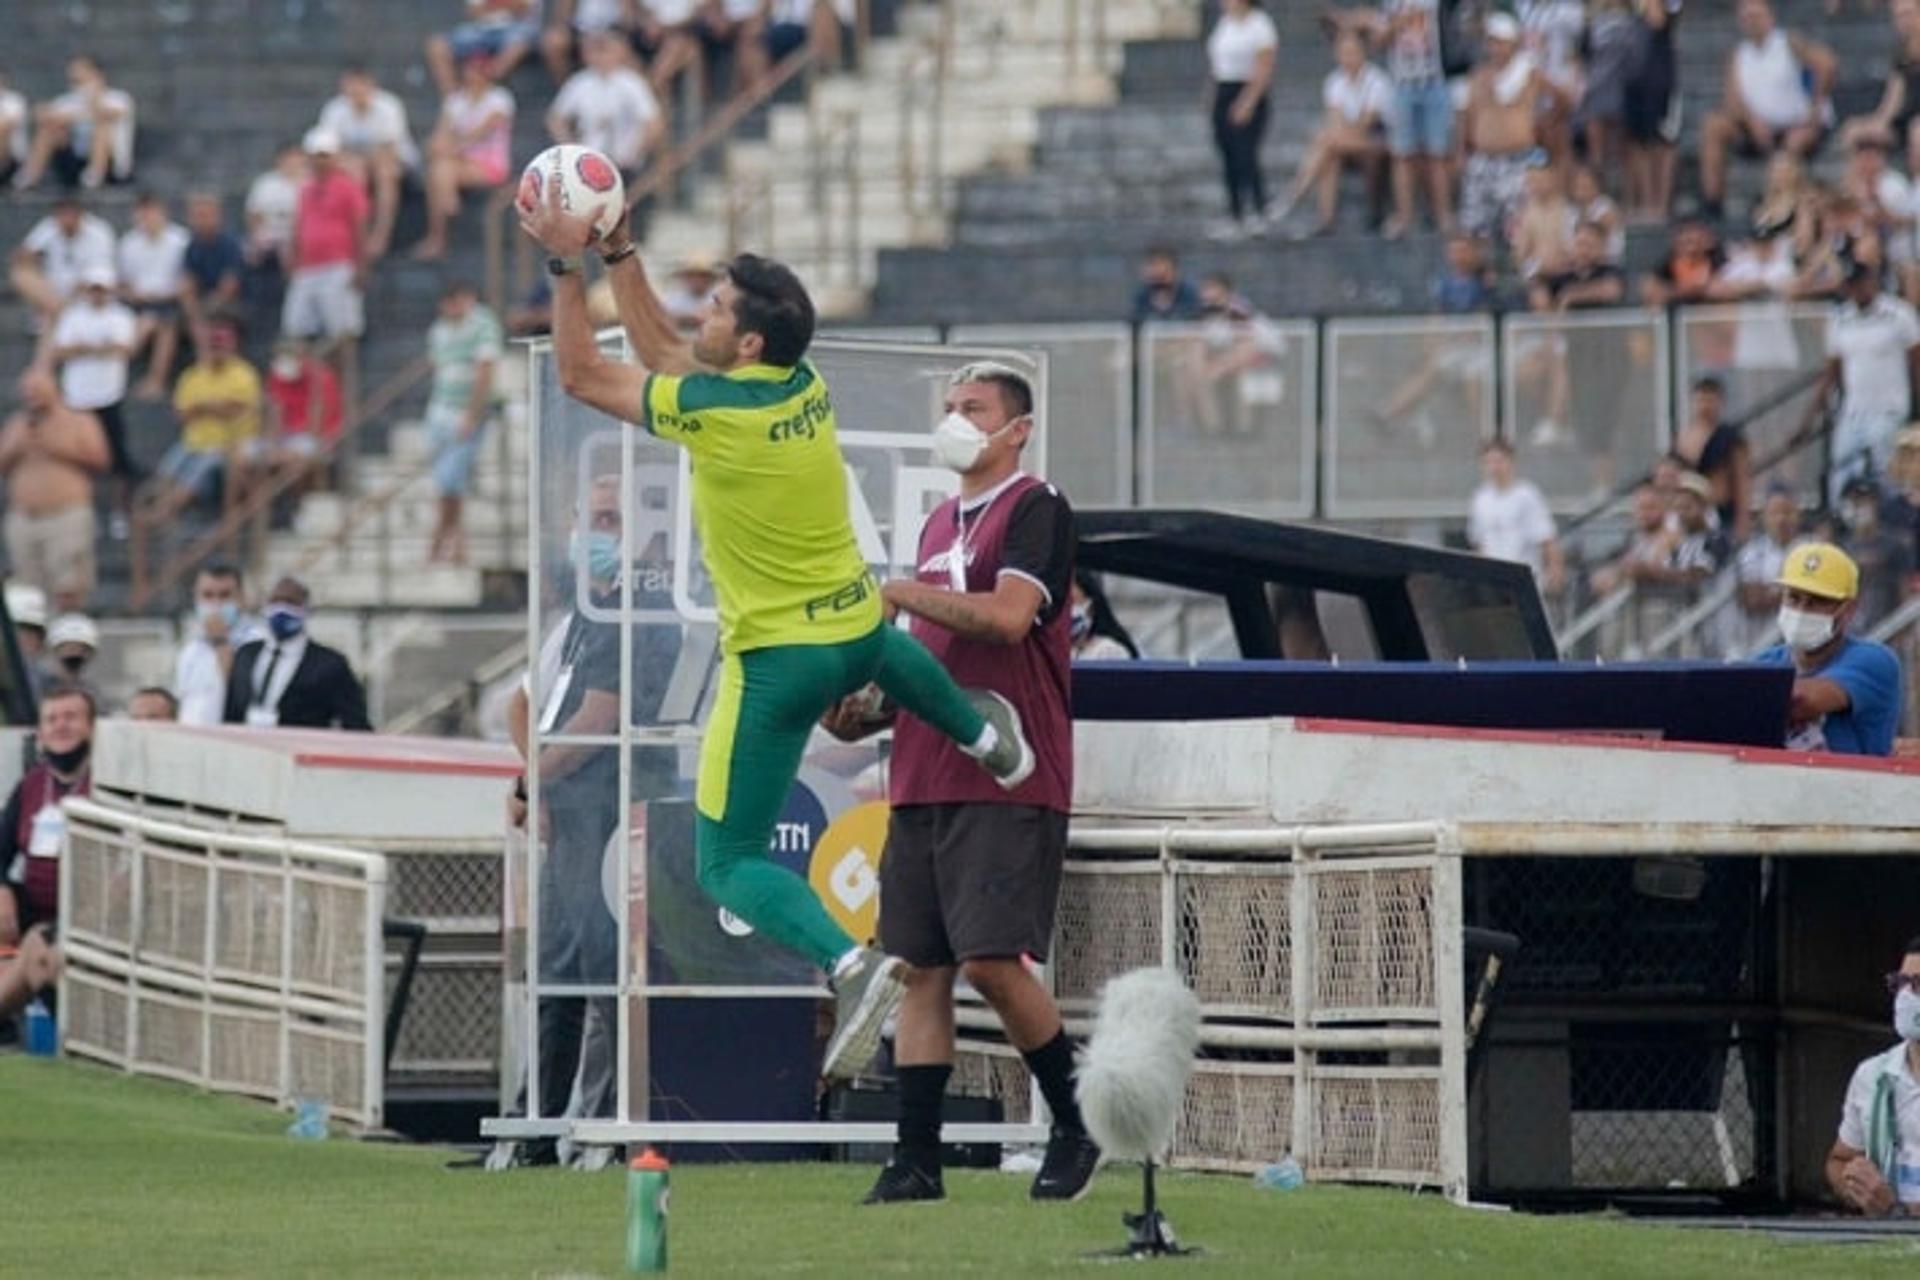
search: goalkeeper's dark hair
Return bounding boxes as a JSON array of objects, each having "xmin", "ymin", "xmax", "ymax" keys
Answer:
[{"xmin": 725, "ymin": 254, "xmax": 815, "ymax": 367}]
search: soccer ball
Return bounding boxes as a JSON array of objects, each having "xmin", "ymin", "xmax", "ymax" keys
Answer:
[{"xmin": 517, "ymin": 144, "xmax": 627, "ymax": 241}]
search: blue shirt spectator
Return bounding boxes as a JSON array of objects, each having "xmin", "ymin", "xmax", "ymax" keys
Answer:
[
  {"xmin": 182, "ymin": 191, "xmax": 246, "ymax": 320},
  {"xmin": 1131, "ymin": 246, "xmax": 1203, "ymax": 324},
  {"xmin": 1754, "ymin": 635, "xmax": 1902, "ymax": 756},
  {"xmin": 1754, "ymin": 541, "xmax": 1903, "ymax": 757},
  {"xmin": 1432, "ymin": 233, "xmax": 1495, "ymax": 313}
]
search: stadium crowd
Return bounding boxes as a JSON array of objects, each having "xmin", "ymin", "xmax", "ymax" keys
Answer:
[{"xmin": 0, "ymin": 2, "xmax": 853, "ymax": 618}]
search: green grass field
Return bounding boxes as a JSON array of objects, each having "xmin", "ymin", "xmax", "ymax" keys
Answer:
[{"xmin": 4, "ymin": 1057, "xmax": 1917, "ymax": 1278}]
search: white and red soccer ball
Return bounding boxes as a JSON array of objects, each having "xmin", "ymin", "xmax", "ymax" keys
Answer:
[{"xmin": 517, "ymin": 144, "xmax": 628, "ymax": 240}]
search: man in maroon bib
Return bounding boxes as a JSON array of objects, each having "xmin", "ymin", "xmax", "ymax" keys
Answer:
[
  {"xmin": 825, "ymin": 362, "xmax": 1097, "ymax": 1205},
  {"xmin": 0, "ymin": 683, "xmax": 95, "ymax": 946}
]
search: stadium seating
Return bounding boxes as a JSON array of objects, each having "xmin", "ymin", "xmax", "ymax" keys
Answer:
[{"xmin": 867, "ymin": 0, "xmax": 1889, "ymax": 325}]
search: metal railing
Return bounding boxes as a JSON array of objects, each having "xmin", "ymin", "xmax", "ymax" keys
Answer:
[
  {"xmin": 381, "ymin": 635, "xmax": 529, "ymax": 737},
  {"xmin": 58, "ymin": 795, "xmax": 389, "ymax": 1128}
]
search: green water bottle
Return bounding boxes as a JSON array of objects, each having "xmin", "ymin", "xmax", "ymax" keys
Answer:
[{"xmin": 626, "ymin": 1147, "xmax": 669, "ymax": 1273}]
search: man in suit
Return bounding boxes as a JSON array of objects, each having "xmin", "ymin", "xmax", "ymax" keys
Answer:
[{"xmin": 222, "ymin": 575, "xmax": 371, "ymax": 730}]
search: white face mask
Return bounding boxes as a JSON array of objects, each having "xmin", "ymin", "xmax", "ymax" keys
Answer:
[
  {"xmin": 272, "ymin": 356, "xmax": 301, "ymax": 380},
  {"xmin": 1776, "ymin": 605, "xmax": 1836, "ymax": 652},
  {"xmin": 932, "ymin": 412, "xmax": 1018, "ymax": 474},
  {"xmin": 1897, "ymin": 988, "xmax": 1920, "ymax": 1042}
]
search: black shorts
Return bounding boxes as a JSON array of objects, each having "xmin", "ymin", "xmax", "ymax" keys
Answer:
[{"xmin": 877, "ymin": 803, "xmax": 1068, "ymax": 968}]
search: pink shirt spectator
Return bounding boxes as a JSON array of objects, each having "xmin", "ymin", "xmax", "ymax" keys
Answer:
[{"xmin": 293, "ymin": 170, "xmax": 369, "ymax": 270}]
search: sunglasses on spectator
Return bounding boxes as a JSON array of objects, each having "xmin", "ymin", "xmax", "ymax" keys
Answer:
[{"xmin": 1886, "ymin": 972, "xmax": 1920, "ymax": 995}]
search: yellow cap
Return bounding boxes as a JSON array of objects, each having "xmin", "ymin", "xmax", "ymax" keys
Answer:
[{"xmin": 1776, "ymin": 541, "xmax": 1859, "ymax": 602}]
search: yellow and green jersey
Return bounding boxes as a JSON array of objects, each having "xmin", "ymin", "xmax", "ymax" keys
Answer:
[{"xmin": 641, "ymin": 360, "xmax": 880, "ymax": 653}]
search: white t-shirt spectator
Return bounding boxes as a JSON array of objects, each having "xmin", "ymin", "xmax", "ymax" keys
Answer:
[
  {"xmin": 246, "ymin": 168, "xmax": 301, "ymax": 256},
  {"xmin": 1207, "ymin": 8, "xmax": 1279, "ymax": 84},
  {"xmin": 116, "ymin": 222, "xmax": 190, "ymax": 300},
  {"xmin": 552, "ymin": 66, "xmax": 662, "ymax": 171},
  {"xmin": 1735, "ymin": 29, "xmax": 1815, "ymax": 131},
  {"xmin": 52, "ymin": 297, "xmax": 137, "ymax": 410},
  {"xmin": 0, "ymin": 88, "xmax": 27, "ymax": 165},
  {"xmin": 572, "ymin": 0, "xmax": 630, "ymax": 29},
  {"xmin": 648, "ymin": 0, "xmax": 701, "ymax": 23},
  {"xmin": 1518, "ymin": 0, "xmax": 1587, "ymax": 91},
  {"xmin": 1719, "ymin": 241, "xmax": 1800, "ymax": 369},
  {"xmin": 1324, "ymin": 64, "xmax": 1392, "ymax": 126},
  {"xmin": 1385, "ymin": 0, "xmax": 1445, "ymax": 85},
  {"xmin": 1469, "ymin": 479, "xmax": 1556, "ymax": 577},
  {"xmin": 1827, "ymin": 293, "xmax": 1920, "ymax": 420},
  {"xmin": 1836, "ymin": 1044, "xmax": 1920, "ymax": 1210},
  {"xmin": 317, "ymin": 90, "xmax": 421, "ymax": 169},
  {"xmin": 50, "ymin": 85, "xmax": 136, "ymax": 179},
  {"xmin": 21, "ymin": 213, "xmax": 118, "ymax": 302}
]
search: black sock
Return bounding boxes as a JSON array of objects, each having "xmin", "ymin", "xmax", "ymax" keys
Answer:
[
  {"xmin": 896, "ymin": 1064, "xmax": 950, "ymax": 1168},
  {"xmin": 1021, "ymin": 1030, "xmax": 1085, "ymax": 1136}
]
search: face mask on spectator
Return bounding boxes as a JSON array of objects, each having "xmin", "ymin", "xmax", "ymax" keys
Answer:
[
  {"xmin": 58, "ymin": 653, "xmax": 87, "ymax": 675},
  {"xmin": 1897, "ymin": 988, "xmax": 1920, "ymax": 1042},
  {"xmin": 197, "ymin": 600, "xmax": 240, "ymax": 632},
  {"xmin": 272, "ymin": 355, "xmax": 302, "ymax": 380},
  {"xmin": 569, "ymin": 530, "xmax": 622, "ymax": 584},
  {"xmin": 1070, "ymin": 601, "xmax": 1093, "ymax": 641},
  {"xmin": 933, "ymin": 413, "xmax": 1019, "ymax": 473},
  {"xmin": 1776, "ymin": 605, "xmax": 1835, "ymax": 652},
  {"xmin": 264, "ymin": 604, "xmax": 306, "ymax": 642}
]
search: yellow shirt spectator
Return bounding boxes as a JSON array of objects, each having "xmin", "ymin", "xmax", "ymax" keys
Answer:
[{"xmin": 172, "ymin": 355, "xmax": 262, "ymax": 454}]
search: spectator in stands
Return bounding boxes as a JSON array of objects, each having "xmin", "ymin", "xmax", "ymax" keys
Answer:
[
  {"xmin": 1667, "ymin": 472, "xmax": 1731, "ymax": 581},
  {"xmin": 1468, "ymin": 439, "xmax": 1565, "ymax": 595},
  {"xmin": 1517, "ymin": 1, "xmax": 1586, "ymax": 159},
  {"xmin": 0, "ymin": 72, "xmax": 27, "ymax": 188},
  {"xmin": 1672, "ymin": 375, "xmax": 1754, "ymax": 543},
  {"xmin": 1622, "ymin": 0, "xmax": 1684, "ymax": 219},
  {"xmin": 1457, "ymin": 14, "xmax": 1564, "ymax": 242},
  {"xmin": 425, "ymin": 282, "xmax": 504, "ymax": 566},
  {"xmin": 45, "ymin": 613, "xmax": 99, "ymax": 687},
  {"xmin": 1846, "ymin": 140, "xmax": 1920, "ymax": 302},
  {"xmin": 428, "ymin": 0, "xmax": 542, "ymax": 95},
  {"xmin": 1699, "ymin": 0, "xmax": 1837, "ymax": 221},
  {"xmin": 412, "ymin": 56, "xmax": 516, "ymax": 262},
  {"xmin": 1068, "ymin": 570, "xmax": 1139, "ymax": 662},
  {"xmin": 1807, "ymin": 254, "xmax": 1920, "ymax": 502},
  {"xmin": 1736, "ymin": 484, "xmax": 1804, "ymax": 650},
  {"xmin": 1181, "ymin": 273, "xmax": 1285, "ymax": 436},
  {"xmin": 1590, "ymin": 478, "xmax": 1690, "ymax": 596},
  {"xmin": 117, "ymin": 193, "xmax": 189, "ymax": 399},
  {"xmin": 544, "ymin": 0, "xmax": 636, "ymax": 82},
  {"xmin": 1203, "ymin": 0, "xmax": 1279, "ymax": 238},
  {"xmin": 1710, "ymin": 209, "xmax": 1800, "ymax": 329},
  {"xmin": 316, "ymin": 66, "xmax": 419, "ymax": 262},
  {"xmin": 1373, "ymin": 0, "xmax": 1455, "ymax": 239},
  {"xmin": 1755, "ymin": 151, "xmax": 1821, "ymax": 246},
  {"xmin": 181, "ymin": 192, "xmax": 247, "ymax": 349},
  {"xmin": 1530, "ymin": 220, "xmax": 1626, "ymax": 312},
  {"xmin": 223, "ymin": 576, "xmax": 370, "ymax": 730},
  {"xmin": 1841, "ymin": 476, "xmax": 1915, "ymax": 630},
  {"xmin": 1574, "ymin": 0, "xmax": 1638, "ymax": 191},
  {"xmin": 282, "ymin": 129, "xmax": 369, "ymax": 348},
  {"xmin": 1130, "ymin": 246, "xmax": 1202, "ymax": 324},
  {"xmin": 1368, "ymin": 235, "xmax": 1497, "ymax": 442},
  {"xmin": 1887, "ymin": 424, "xmax": 1920, "ymax": 558},
  {"xmin": 1640, "ymin": 217, "xmax": 1724, "ymax": 308},
  {"xmin": 1840, "ymin": 0, "xmax": 1920, "ymax": 165},
  {"xmin": 1827, "ymin": 934, "xmax": 1920, "ymax": 1217},
  {"xmin": 1274, "ymin": 31, "xmax": 1389, "ymax": 236},
  {"xmin": 9, "ymin": 196, "xmax": 116, "ymax": 328},
  {"xmin": 549, "ymin": 31, "xmax": 668, "ymax": 179},
  {"xmin": 1567, "ymin": 166, "xmax": 1624, "ymax": 265},
  {"xmin": 0, "ymin": 370, "xmax": 108, "ymax": 614},
  {"xmin": 5, "ymin": 584, "xmax": 48, "ymax": 697},
  {"xmin": 126, "ymin": 687, "xmax": 178, "ymax": 722},
  {"xmin": 763, "ymin": 0, "xmax": 852, "ymax": 79},
  {"xmin": 245, "ymin": 144, "xmax": 307, "ymax": 281},
  {"xmin": 0, "ymin": 684, "xmax": 96, "ymax": 947},
  {"xmin": 1792, "ymin": 196, "xmax": 1874, "ymax": 302},
  {"xmin": 659, "ymin": 251, "xmax": 720, "ymax": 329},
  {"xmin": 1509, "ymin": 163, "xmax": 1576, "ymax": 282},
  {"xmin": 699, "ymin": 0, "xmax": 773, "ymax": 97},
  {"xmin": 50, "ymin": 265, "xmax": 137, "ymax": 536},
  {"xmin": 261, "ymin": 339, "xmax": 343, "ymax": 491},
  {"xmin": 173, "ymin": 563, "xmax": 264, "ymax": 726},
  {"xmin": 1757, "ymin": 542, "xmax": 1902, "ymax": 754},
  {"xmin": 631, "ymin": 2, "xmax": 706, "ymax": 103},
  {"xmin": 155, "ymin": 318, "xmax": 261, "ymax": 517},
  {"xmin": 11, "ymin": 57, "xmax": 135, "ymax": 192},
  {"xmin": 1433, "ymin": 231, "xmax": 1495, "ymax": 311}
]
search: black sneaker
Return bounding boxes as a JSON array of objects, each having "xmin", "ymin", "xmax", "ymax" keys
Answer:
[
  {"xmin": 1030, "ymin": 1126, "xmax": 1101, "ymax": 1201},
  {"xmin": 862, "ymin": 1158, "xmax": 945, "ymax": 1205}
]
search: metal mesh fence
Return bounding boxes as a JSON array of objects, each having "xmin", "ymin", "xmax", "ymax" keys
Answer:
[
  {"xmin": 63, "ymin": 971, "xmax": 128, "ymax": 1061},
  {"xmin": 950, "ymin": 1038, "xmax": 1033, "ymax": 1125},
  {"xmin": 135, "ymin": 989, "xmax": 203, "ymax": 1083},
  {"xmin": 1502, "ymin": 312, "xmax": 1669, "ymax": 509},
  {"xmin": 387, "ymin": 853, "xmax": 503, "ymax": 927},
  {"xmin": 1312, "ymin": 865, "xmax": 1436, "ymax": 1018},
  {"xmin": 288, "ymin": 1024, "xmax": 367, "ymax": 1116},
  {"xmin": 65, "ymin": 826, "xmax": 133, "ymax": 945},
  {"xmin": 1052, "ymin": 866, "xmax": 1161, "ymax": 1006},
  {"xmin": 139, "ymin": 853, "xmax": 208, "ymax": 971},
  {"xmin": 208, "ymin": 1008, "xmax": 282, "ymax": 1098},
  {"xmin": 1313, "ymin": 1068, "xmax": 1445, "ymax": 1182},
  {"xmin": 388, "ymin": 961, "xmax": 501, "ymax": 1074},
  {"xmin": 1175, "ymin": 866, "xmax": 1291, "ymax": 1018},
  {"xmin": 1172, "ymin": 1059, "xmax": 1295, "ymax": 1172},
  {"xmin": 213, "ymin": 864, "xmax": 285, "ymax": 982}
]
